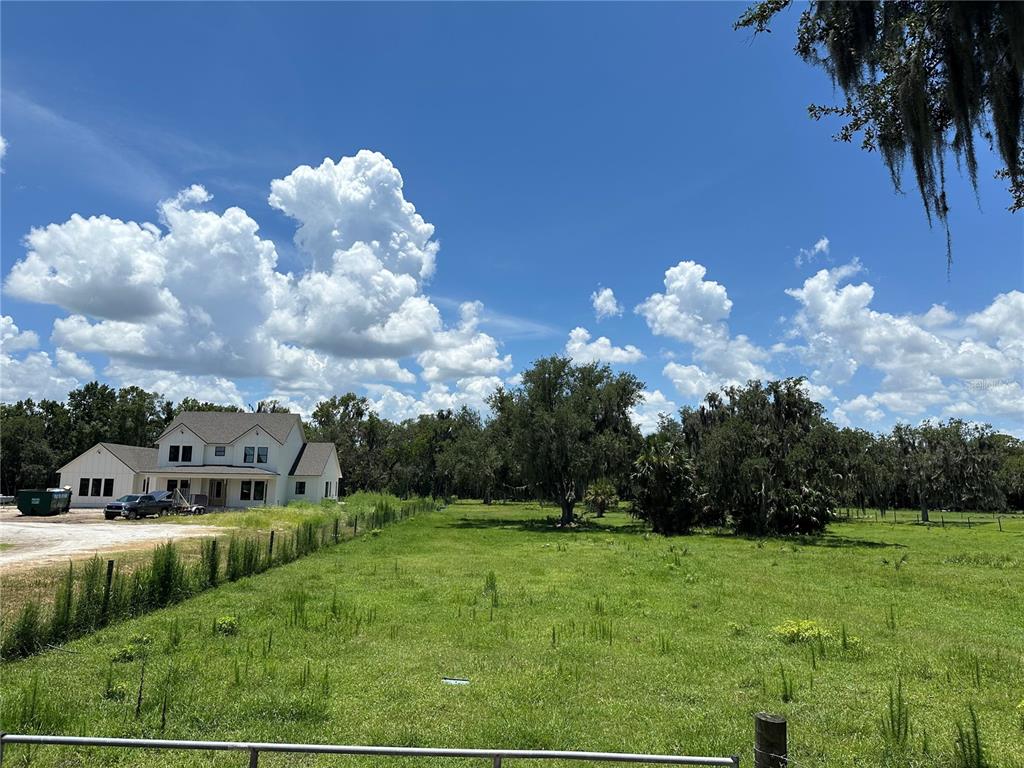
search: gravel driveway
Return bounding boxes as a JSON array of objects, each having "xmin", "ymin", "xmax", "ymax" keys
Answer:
[{"xmin": 0, "ymin": 507, "xmax": 221, "ymax": 570}]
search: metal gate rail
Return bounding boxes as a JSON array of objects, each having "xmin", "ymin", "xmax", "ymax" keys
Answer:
[{"xmin": 0, "ymin": 734, "xmax": 740, "ymax": 767}]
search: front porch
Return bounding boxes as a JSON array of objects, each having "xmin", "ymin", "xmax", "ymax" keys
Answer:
[{"xmin": 143, "ymin": 466, "xmax": 282, "ymax": 508}]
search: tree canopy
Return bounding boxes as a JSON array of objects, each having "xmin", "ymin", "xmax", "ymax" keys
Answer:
[
  {"xmin": 736, "ymin": 1, "xmax": 1024, "ymax": 266},
  {"xmin": 488, "ymin": 357, "xmax": 644, "ymax": 525},
  {"xmin": 2, "ymin": 375, "xmax": 1020, "ymax": 537}
]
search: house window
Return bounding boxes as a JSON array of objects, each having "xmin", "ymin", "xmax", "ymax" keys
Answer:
[
  {"xmin": 254, "ymin": 481, "xmax": 266, "ymax": 501},
  {"xmin": 102, "ymin": 478, "xmax": 114, "ymax": 496},
  {"xmin": 214, "ymin": 446, "xmax": 226, "ymax": 457},
  {"xmin": 181, "ymin": 446, "xmax": 193, "ymax": 462},
  {"xmin": 167, "ymin": 479, "xmax": 178, "ymax": 493},
  {"xmin": 180, "ymin": 479, "xmax": 191, "ymax": 497},
  {"xmin": 240, "ymin": 481, "xmax": 252, "ymax": 501},
  {"xmin": 91, "ymin": 478, "xmax": 102, "ymax": 496},
  {"xmin": 256, "ymin": 447, "xmax": 268, "ymax": 464},
  {"xmin": 169, "ymin": 445, "xmax": 180, "ymax": 462},
  {"xmin": 294, "ymin": 481, "xmax": 305, "ymax": 495},
  {"xmin": 143, "ymin": 477, "xmax": 150, "ymax": 492},
  {"xmin": 244, "ymin": 447, "xmax": 255, "ymax": 463},
  {"xmin": 78, "ymin": 478, "xmax": 90, "ymax": 496},
  {"xmin": 324, "ymin": 481, "xmax": 330, "ymax": 497}
]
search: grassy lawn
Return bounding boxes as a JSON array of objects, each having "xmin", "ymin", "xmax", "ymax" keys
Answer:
[{"xmin": 1, "ymin": 502, "xmax": 1022, "ymax": 768}]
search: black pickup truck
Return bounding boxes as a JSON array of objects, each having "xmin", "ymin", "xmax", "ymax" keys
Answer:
[{"xmin": 104, "ymin": 491, "xmax": 172, "ymax": 520}]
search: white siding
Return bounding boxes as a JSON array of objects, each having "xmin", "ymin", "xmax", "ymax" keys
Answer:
[
  {"xmin": 286, "ymin": 447, "xmax": 342, "ymax": 504},
  {"xmin": 58, "ymin": 446, "xmax": 139, "ymax": 507},
  {"xmin": 156, "ymin": 426, "xmax": 204, "ymax": 468},
  {"xmin": 229, "ymin": 424, "xmax": 301, "ymax": 476}
]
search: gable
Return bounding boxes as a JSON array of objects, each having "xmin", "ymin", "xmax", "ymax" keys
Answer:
[
  {"xmin": 59, "ymin": 443, "xmax": 157, "ymax": 474},
  {"xmin": 158, "ymin": 412, "xmax": 303, "ymax": 446}
]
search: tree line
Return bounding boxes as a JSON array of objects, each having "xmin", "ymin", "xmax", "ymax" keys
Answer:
[{"xmin": 2, "ymin": 359, "xmax": 1021, "ymax": 535}]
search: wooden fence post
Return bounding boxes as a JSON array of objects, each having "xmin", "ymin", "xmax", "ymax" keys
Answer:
[
  {"xmin": 754, "ymin": 712, "xmax": 787, "ymax": 767},
  {"xmin": 268, "ymin": 530, "xmax": 275, "ymax": 560}
]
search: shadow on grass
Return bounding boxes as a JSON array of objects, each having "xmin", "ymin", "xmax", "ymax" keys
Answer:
[
  {"xmin": 694, "ymin": 529, "xmax": 907, "ymax": 550},
  {"xmin": 449, "ymin": 516, "xmax": 649, "ymax": 535}
]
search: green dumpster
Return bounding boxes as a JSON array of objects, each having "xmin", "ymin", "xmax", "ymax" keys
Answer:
[{"xmin": 16, "ymin": 488, "xmax": 72, "ymax": 516}]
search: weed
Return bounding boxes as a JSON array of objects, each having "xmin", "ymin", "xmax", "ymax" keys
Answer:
[
  {"xmin": 779, "ymin": 665, "xmax": 795, "ymax": 703},
  {"xmin": 48, "ymin": 562, "xmax": 75, "ymax": 642},
  {"xmin": 953, "ymin": 705, "xmax": 989, "ymax": 768},
  {"xmin": 167, "ymin": 618, "xmax": 182, "ymax": 649},
  {"xmin": 880, "ymin": 677, "xmax": 910, "ymax": 754},
  {"xmin": 885, "ymin": 604, "xmax": 897, "ymax": 632},
  {"xmin": 2, "ymin": 599, "xmax": 43, "ymax": 659}
]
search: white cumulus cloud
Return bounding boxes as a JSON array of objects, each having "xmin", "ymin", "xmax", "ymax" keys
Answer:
[
  {"xmin": 591, "ymin": 287, "xmax": 623, "ymax": 320},
  {"xmin": 2, "ymin": 150, "xmax": 514, "ymax": 408},
  {"xmin": 565, "ymin": 327, "xmax": 644, "ymax": 364}
]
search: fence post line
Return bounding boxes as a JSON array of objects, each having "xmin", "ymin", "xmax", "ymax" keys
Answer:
[
  {"xmin": 268, "ymin": 530, "xmax": 275, "ymax": 561},
  {"xmin": 754, "ymin": 712, "xmax": 786, "ymax": 768}
]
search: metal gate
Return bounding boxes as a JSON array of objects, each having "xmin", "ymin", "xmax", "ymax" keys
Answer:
[{"xmin": 0, "ymin": 734, "xmax": 740, "ymax": 767}]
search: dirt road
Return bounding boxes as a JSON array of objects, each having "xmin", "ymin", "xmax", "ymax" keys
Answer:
[{"xmin": 0, "ymin": 508, "xmax": 221, "ymax": 570}]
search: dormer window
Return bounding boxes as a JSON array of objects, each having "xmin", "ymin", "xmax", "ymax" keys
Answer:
[
  {"xmin": 257, "ymin": 447, "xmax": 268, "ymax": 463},
  {"xmin": 168, "ymin": 445, "xmax": 180, "ymax": 462},
  {"xmin": 214, "ymin": 446, "xmax": 226, "ymax": 457},
  {"xmin": 181, "ymin": 446, "xmax": 192, "ymax": 462},
  {"xmin": 244, "ymin": 447, "xmax": 255, "ymax": 463}
]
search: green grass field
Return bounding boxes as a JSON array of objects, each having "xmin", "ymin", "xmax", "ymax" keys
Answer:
[{"xmin": 2, "ymin": 502, "xmax": 1022, "ymax": 768}]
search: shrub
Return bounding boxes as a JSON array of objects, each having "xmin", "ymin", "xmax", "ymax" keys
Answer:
[
  {"xmin": 772, "ymin": 619, "xmax": 832, "ymax": 644},
  {"xmin": 111, "ymin": 633, "xmax": 153, "ymax": 663},
  {"xmin": 631, "ymin": 435, "xmax": 699, "ymax": 534},
  {"xmin": 214, "ymin": 616, "xmax": 239, "ymax": 636},
  {"xmin": 584, "ymin": 479, "xmax": 618, "ymax": 518}
]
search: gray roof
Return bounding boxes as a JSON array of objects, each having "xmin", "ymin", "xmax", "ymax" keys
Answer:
[
  {"xmin": 159, "ymin": 412, "xmax": 303, "ymax": 445},
  {"xmin": 100, "ymin": 443, "xmax": 158, "ymax": 472},
  {"xmin": 288, "ymin": 442, "xmax": 338, "ymax": 477},
  {"xmin": 148, "ymin": 465, "xmax": 278, "ymax": 476}
]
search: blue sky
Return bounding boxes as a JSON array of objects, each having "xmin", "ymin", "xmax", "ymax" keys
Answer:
[{"xmin": 2, "ymin": 2, "xmax": 1021, "ymax": 433}]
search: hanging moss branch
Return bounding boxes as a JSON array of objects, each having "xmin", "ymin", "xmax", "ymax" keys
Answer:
[{"xmin": 737, "ymin": 1, "xmax": 1024, "ymax": 269}]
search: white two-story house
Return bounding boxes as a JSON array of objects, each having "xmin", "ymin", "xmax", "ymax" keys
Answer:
[
  {"xmin": 58, "ymin": 412, "xmax": 342, "ymax": 508},
  {"xmin": 145, "ymin": 412, "xmax": 342, "ymax": 507}
]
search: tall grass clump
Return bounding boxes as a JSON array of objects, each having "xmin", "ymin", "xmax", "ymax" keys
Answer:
[
  {"xmin": 47, "ymin": 563, "xmax": 75, "ymax": 643},
  {"xmin": 880, "ymin": 677, "xmax": 910, "ymax": 759},
  {"xmin": 1, "ymin": 601, "xmax": 44, "ymax": 659},
  {"xmin": 73, "ymin": 555, "xmax": 105, "ymax": 633},
  {"xmin": 198, "ymin": 539, "xmax": 220, "ymax": 588},
  {"xmin": 226, "ymin": 535, "xmax": 262, "ymax": 581},
  {"xmin": 953, "ymin": 706, "xmax": 990, "ymax": 768},
  {"xmin": 147, "ymin": 543, "xmax": 188, "ymax": 608}
]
